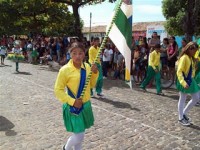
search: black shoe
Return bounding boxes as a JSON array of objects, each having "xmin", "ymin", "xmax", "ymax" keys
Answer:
[
  {"xmin": 97, "ymin": 93, "xmax": 104, "ymax": 98},
  {"xmin": 179, "ymin": 118, "xmax": 191, "ymax": 126},
  {"xmin": 196, "ymin": 102, "xmax": 200, "ymax": 106},
  {"xmin": 157, "ymin": 92, "xmax": 165, "ymax": 96},
  {"xmin": 183, "ymin": 114, "xmax": 190, "ymax": 122}
]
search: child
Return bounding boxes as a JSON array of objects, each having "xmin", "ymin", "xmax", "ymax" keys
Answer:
[
  {"xmin": 31, "ymin": 45, "xmax": 39, "ymax": 64},
  {"xmin": 140, "ymin": 44, "xmax": 164, "ymax": 95},
  {"xmin": 88, "ymin": 37, "xmax": 104, "ymax": 98},
  {"xmin": 0, "ymin": 45, "xmax": 7, "ymax": 65},
  {"xmin": 39, "ymin": 51, "xmax": 52, "ymax": 65},
  {"xmin": 176, "ymin": 42, "xmax": 200, "ymax": 126},
  {"xmin": 54, "ymin": 42, "xmax": 98, "ymax": 150},
  {"xmin": 7, "ymin": 42, "xmax": 24, "ymax": 72},
  {"xmin": 113, "ymin": 52, "xmax": 124, "ymax": 80}
]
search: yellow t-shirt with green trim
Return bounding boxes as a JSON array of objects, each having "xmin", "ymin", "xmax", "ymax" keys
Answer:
[
  {"xmin": 148, "ymin": 50, "xmax": 161, "ymax": 70},
  {"xmin": 54, "ymin": 60, "xmax": 98, "ymax": 106},
  {"xmin": 88, "ymin": 46, "xmax": 100, "ymax": 64}
]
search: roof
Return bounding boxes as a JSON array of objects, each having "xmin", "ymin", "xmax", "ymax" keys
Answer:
[
  {"xmin": 82, "ymin": 26, "xmax": 106, "ymax": 33},
  {"xmin": 82, "ymin": 21, "xmax": 165, "ymax": 33}
]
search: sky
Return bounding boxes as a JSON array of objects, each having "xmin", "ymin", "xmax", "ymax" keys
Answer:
[{"xmin": 69, "ymin": 0, "xmax": 166, "ymax": 27}]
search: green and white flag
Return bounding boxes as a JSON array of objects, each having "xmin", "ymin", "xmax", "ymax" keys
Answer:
[{"xmin": 108, "ymin": 0, "xmax": 132, "ymax": 82}]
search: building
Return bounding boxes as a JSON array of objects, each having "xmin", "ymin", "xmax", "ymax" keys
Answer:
[{"xmin": 82, "ymin": 21, "xmax": 166, "ymax": 41}]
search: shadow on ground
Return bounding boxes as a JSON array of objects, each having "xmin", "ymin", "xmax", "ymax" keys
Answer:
[
  {"xmin": 39, "ymin": 66, "xmax": 59, "ymax": 72},
  {"xmin": 189, "ymin": 124, "xmax": 200, "ymax": 131},
  {"xmin": 13, "ymin": 71, "xmax": 32, "ymax": 75},
  {"xmin": 103, "ymin": 79, "xmax": 131, "ymax": 90},
  {"xmin": 0, "ymin": 116, "xmax": 17, "ymax": 136},
  {"xmin": 0, "ymin": 64, "xmax": 12, "ymax": 67},
  {"xmin": 94, "ymin": 97, "xmax": 141, "ymax": 111}
]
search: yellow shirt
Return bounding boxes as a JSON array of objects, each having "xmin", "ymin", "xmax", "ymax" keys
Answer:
[
  {"xmin": 148, "ymin": 50, "xmax": 160, "ymax": 70},
  {"xmin": 54, "ymin": 60, "xmax": 99, "ymax": 106},
  {"xmin": 194, "ymin": 50, "xmax": 200, "ymax": 61},
  {"xmin": 177, "ymin": 54, "xmax": 195, "ymax": 87},
  {"xmin": 88, "ymin": 46, "xmax": 100, "ymax": 64}
]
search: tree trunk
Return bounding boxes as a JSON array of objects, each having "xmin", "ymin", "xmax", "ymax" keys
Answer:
[
  {"xmin": 72, "ymin": 4, "xmax": 83, "ymax": 41},
  {"xmin": 194, "ymin": 0, "xmax": 200, "ymax": 35},
  {"xmin": 184, "ymin": 0, "xmax": 195, "ymax": 42}
]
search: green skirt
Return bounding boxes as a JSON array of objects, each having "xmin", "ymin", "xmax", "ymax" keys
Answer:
[
  {"xmin": 7, "ymin": 54, "xmax": 24, "ymax": 62},
  {"xmin": 176, "ymin": 78, "xmax": 200, "ymax": 93},
  {"xmin": 195, "ymin": 62, "xmax": 200, "ymax": 84},
  {"xmin": 63, "ymin": 100, "xmax": 94, "ymax": 133},
  {"xmin": 194, "ymin": 71, "xmax": 200, "ymax": 84}
]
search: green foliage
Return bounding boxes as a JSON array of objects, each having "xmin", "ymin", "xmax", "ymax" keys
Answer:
[
  {"xmin": 0, "ymin": 0, "xmax": 77, "ymax": 36},
  {"xmin": 162, "ymin": 0, "xmax": 186, "ymax": 36},
  {"xmin": 162, "ymin": 0, "xmax": 200, "ymax": 38},
  {"xmin": 52, "ymin": 0, "xmax": 116, "ymax": 39}
]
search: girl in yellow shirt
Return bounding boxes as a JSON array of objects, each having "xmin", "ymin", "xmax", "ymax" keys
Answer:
[
  {"xmin": 54, "ymin": 42, "xmax": 98, "ymax": 150},
  {"xmin": 176, "ymin": 42, "xmax": 200, "ymax": 126}
]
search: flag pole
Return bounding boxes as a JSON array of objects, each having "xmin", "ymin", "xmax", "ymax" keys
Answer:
[{"xmin": 80, "ymin": 0, "xmax": 123, "ymax": 97}]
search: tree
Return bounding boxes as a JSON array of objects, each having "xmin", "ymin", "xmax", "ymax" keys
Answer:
[
  {"xmin": 0, "ymin": 0, "xmax": 76, "ymax": 36},
  {"xmin": 162, "ymin": 0, "xmax": 200, "ymax": 42},
  {"xmin": 52, "ymin": 0, "xmax": 116, "ymax": 40}
]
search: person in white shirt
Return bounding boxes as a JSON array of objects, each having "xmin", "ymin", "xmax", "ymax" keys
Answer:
[
  {"xmin": 0, "ymin": 46, "xmax": 7, "ymax": 65},
  {"xmin": 102, "ymin": 44, "xmax": 110, "ymax": 78}
]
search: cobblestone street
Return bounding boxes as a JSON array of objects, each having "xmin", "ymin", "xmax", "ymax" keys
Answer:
[{"xmin": 0, "ymin": 60, "xmax": 200, "ymax": 150}]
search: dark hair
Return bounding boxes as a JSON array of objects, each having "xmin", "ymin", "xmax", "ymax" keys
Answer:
[
  {"xmin": 163, "ymin": 38, "xmax": 169, "ymax": 44},
  {"xmin": 155, "ymin": 44, "xmax": 161, "ymax": 48},
  {"xmin": 182, "ymin": 38, "xmax": 187, "ymax": 43},
  {"xmin": 69, "ymin": 42, "xmax": 85, "ymax": 53},
  {"xmin": 153, "ymin": 31, "xmax": 157, "ymax": 35},
  {"xmin": 93, "ymin": 37, "xmax": 100, "ymax": 42},
  {"xmin": 134, "ymin": 45, "xmax": 140, "ymax": 50},
  {"xmin": 170, "ymin": 36, "xmax": 178, "ymax": 49},
  {"xmin": 105, "ymin": 44, "xmax": 110, "ymax": 49},
  {"xmin": 142, "ymin": 37, "xmax": 149, "ymax": 49}
]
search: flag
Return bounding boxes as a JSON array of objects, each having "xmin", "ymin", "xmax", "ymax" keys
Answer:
[{"xmin": 108, "ymin": 0, "xmax": 132, "ymax": 83}]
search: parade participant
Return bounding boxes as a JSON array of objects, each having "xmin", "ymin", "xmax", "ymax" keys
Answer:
[
  {"xmin": 31, "ymin": 45, "xmax": 39, "ymax": 64},
  {"xmin": 140, "ymin": 44, "xmax": 164, "ymax": 95},
  {"xmin": 7, "ymin": 41, "xmax": 24, "ymax": 72},
  {"xmin": 194, "ymin": 43, "xmax": 200, "ymax": 105},
  {"xmin": 88, "ymin": 37, "xmax": 104, "ymax": 98},
  {"xmin": 0, "ymin": 45, "xmax": 7, "ymax": 65},
  {"xmin": 54, "ymin": 42, "xmax": 98, "ymax": 150},
  {"xmin": 194, "ymin": 43, "xmax": 200, "ymax": 85},
  {"xmin": 176, "ymin": 42, "xmax": 200, "ymax": 126}
]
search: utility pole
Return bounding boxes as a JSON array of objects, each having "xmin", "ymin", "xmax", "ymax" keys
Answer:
[{"xmin": 89, "ymin": 12, "xmax": 92, "ymax": 42}]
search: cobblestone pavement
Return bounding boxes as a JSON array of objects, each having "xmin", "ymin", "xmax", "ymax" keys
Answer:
[{"xmin": 0, "ymin": 60, "xmax": 200, "ymax": 150}]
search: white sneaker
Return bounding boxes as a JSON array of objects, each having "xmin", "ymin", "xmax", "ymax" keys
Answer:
[{"xmin": 103, "ymin": 77, "xmax": 107, "ymax": 79}]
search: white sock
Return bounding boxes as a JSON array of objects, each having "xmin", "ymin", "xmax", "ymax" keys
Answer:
[{"xmin": 64, "ymin": 132, "xmax": 84, "ymax": 150}]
